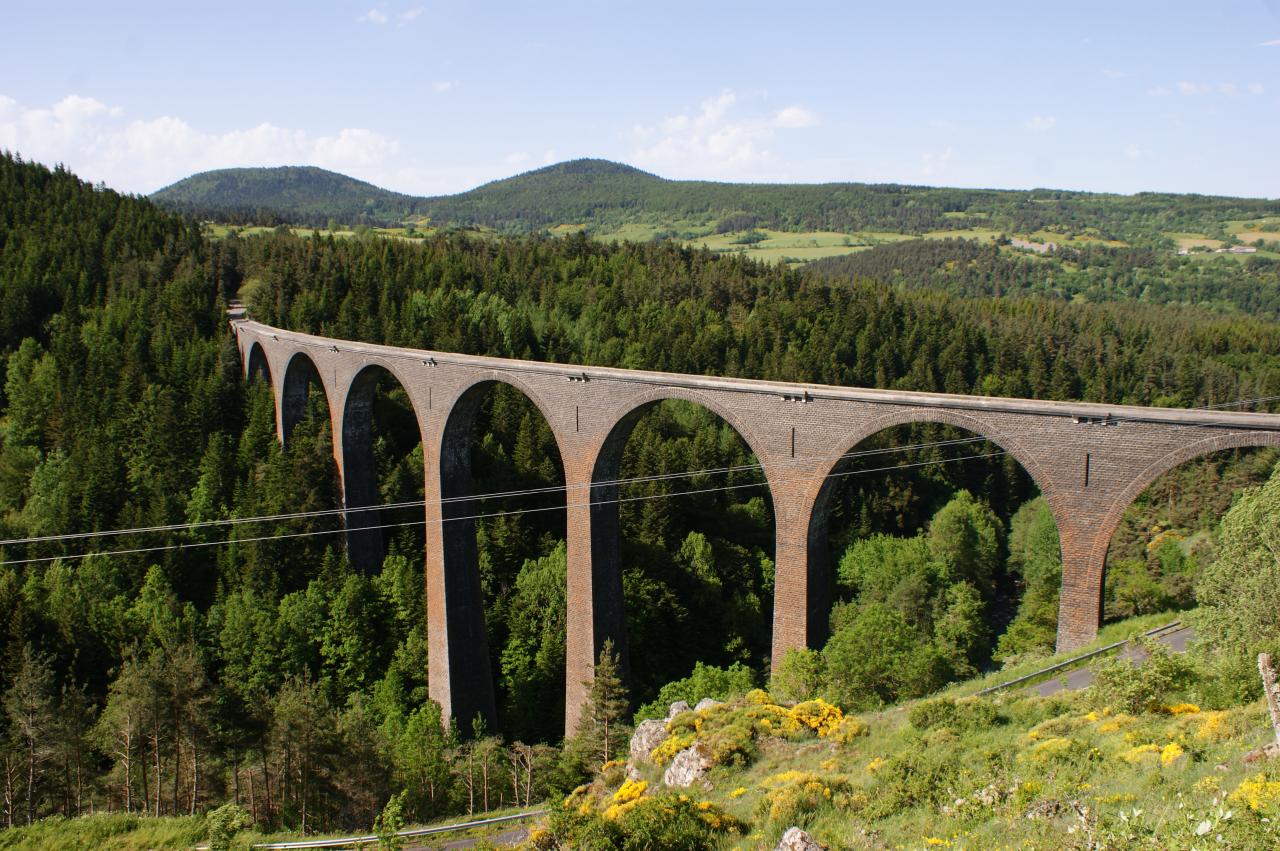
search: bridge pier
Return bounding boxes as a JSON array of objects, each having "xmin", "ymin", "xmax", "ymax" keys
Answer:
[{"xmin": 564, "ymin": 458, "xmax": 628, "ymax": 737}]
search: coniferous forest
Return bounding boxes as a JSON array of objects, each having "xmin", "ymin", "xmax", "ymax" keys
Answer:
[{"xmin": 3, "ymin": 151, "xmax": 1280, "ymax": 840}]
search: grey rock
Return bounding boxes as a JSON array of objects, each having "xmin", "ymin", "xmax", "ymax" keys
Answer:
[
  {"xmin": 666, "ymin": 700, "xmax": 691, "ymax": 720},
  {"xmin": 694, "ymin": 698, "xmax": 722, "ymax": 712},
  {"xmin": 629, "ymin": 719, "xmax": 668, "ymax": 762},
  {"xmin": 662, "ymin": 741, "xmax": 713, "ymax": 788},
  {"xmin": 775, "ymin": 826, "xmax": 823, "ymax": 851},
  {"xmin": 625, "ymin": 762, "xmax": 642, "ymax": 781}
]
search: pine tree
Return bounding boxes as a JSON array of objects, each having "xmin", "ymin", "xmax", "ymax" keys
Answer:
[{"xmin": 568, "ymin": 639, "xmax": 630, "ymax": 768}]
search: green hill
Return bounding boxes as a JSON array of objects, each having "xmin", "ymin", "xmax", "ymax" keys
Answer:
[
  {"xmin": 151, "ymin": 158, "xmax": 1280, "ymax": 246},
  {"xmin": 151, "ymin": 164, "xmax": 424, "ymax": 226}
]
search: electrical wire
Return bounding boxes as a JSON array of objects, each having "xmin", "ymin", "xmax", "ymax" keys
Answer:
[
  {"xmin": 5, "ymin": 382, "xmax": 1277, "ymax": 551},
  {"xmin": 0, "ymin": 435, "xmax": 994, "ymax": 548},
  {"xmin": 0, "ymin": 449, "xmax": 1009, "ymax": 568}
]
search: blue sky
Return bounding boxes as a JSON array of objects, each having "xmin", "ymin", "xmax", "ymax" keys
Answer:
[{"xmin": 2, "ymin": 0, "xmax": 1278, "ymax": 198}]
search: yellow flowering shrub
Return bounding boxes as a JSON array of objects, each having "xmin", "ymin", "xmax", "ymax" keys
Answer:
[
  {"xmin": 789, "ymin": 698, "xmax": 845, "ymax": 737},
  {"xmin": 526, "ymin": 823, "xmax": 555, "ymax": 849},
  {"xmin": 602, "ymin": 797, "xmax": 644, "ymax": 820},
  {"xmin": 1195, "ymin": 775, "xmax": 1222, "ymax": 794},
  {"xmin": 1229, "ymin": 773, "xmax": 1280, "ymax": 815},
  {"xmin": 830, "ymin": 714, "xmax": 870, "ymax": 744},
  {"xmin": 1162, "ymin": 702, "xmax": 1201, "ymax": 715},
  {"xmin": 1194, "ymin": 710, "xmax": 1234, "ymax": 742},
  {"xmin": 745, "ymin": 688, "xmax": 773, "ymax": 705},
  {"xmin": 866, "ymin": 756, "xmax": 887, "ymax": 773},
  {"xmin": 650, "ymin": 733, "xmax": 695, "ymax": 766},
  {"xmin": 1021, "ymin": 736, "xmax": 1078, "ymax": 763},
  {"xmin": 613, "ymin": 779, "xmax": 647, "ymax": 804},
  {"xmin": 756, "ymin": 770, "xmax": 859, "ymax": 826},
  {"xmin": 1096, "ymin": 714, "xmax": 1136, "ymax": 735},
  {"xmin": 1159, "ymin": 742, "xmax": 1185, "ymax": 766},
  {"xmin": 729, "ymin": 787, "xmax": 747, "ymax": 798},
  {"xmin": 1119, "ymin": 743, "xmax": 1162, "ymax": 764}
]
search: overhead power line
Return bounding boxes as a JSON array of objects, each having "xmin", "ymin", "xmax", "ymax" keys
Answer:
[
  {"xmin": 1, "ymin": 386, "xmax": 1275, "ymax": 567},
  {"xmin": 0, "ymin": 450, "xmax": 1009, "ymax": 568},
  {"xmin": 3, "ymin": 386, "xmax": 1277, "ymax": 552},
  {"xmin": 0, "ymin": 435, "xmax": 993, "ymax": 548}
]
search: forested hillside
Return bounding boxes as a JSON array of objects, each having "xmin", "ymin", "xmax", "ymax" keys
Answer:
[
  {"xmin": 809, "ymin": 238, "xmax": 1280, "ymax": 319},
  {"xmin": 151, "ymin": 166, "xmax": 424, "ymax": 229},
  {"xmin": 151, "ymin": 158, "xmax": 1280, "ymax": 244},
  {"xmin": 3, "ymin": 151, "xmax": 1280, "ymax": 841}
]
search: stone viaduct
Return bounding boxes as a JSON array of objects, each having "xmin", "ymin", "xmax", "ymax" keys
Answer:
[{"xmin": 232, "ymin": 318, "xmax": 1280, "ymax": 736}]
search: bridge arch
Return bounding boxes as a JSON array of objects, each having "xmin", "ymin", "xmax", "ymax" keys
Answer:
[
  {"xmin": 340, "ymin": 362, "xmax": 425, "ymax": 574},
  {"xmin": 281, "ymin": 351, "xmax": 331, "ymax": 445},
  {"xmin": 434, "ymin": 374, "xmax": 570, "ymax": 738},
  {"xmin": 582, "ymin": 388, "xmax": 778, "ymax": 705},
  {"xmin": 1083, "ymin": 430, "xmax": 1280, "ymax": 618},
  {"xmin": 246, "ymin": 341, "xmax": 272, "ymax": 385},
  {"xmin": 795, "ymin": 409, "xmax": 1047, "ymax": 656}
]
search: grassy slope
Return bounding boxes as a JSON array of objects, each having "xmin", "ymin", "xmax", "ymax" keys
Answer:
[{"xmin": 550, "ymin": 611, "xmax": 1279, "ymax": 850}]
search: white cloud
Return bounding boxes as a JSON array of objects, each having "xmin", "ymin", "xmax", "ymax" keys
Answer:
[
  {"xmin": 773, "ymin": 106, "xmax": 818, "ymax": 128},
  {"xmin": 1260, "ymin": 39, "xmax": 1280, "ymax": 46},
  {"xmin": 1124, "ymin": 143, "xmax": 1141, "ymax": 160},
  {"xmin": 359, "ymin": 8, "xmax": 388, "ymax": 24},
  {"xmin": 432, "ymin": 81, "xmax": 457, "ymax": 93},
  {"xmin": 1025, "ymin": 115, "xmax": 1057, "ymax": 132},
  {"xmin": 399, "ymin": 7, "xmax": 424, "ymax": 24},
  {"xmin": 1151, "ymin": 80, "xmax": 1262, "ymax": 98},
  {"xmin": 927, "ymin": 118, "xmax": 955, "ymax": 130},
  {"xmin": 629, "ymin": 90, "xmax": 819, "ymax": 178},
  {"xmin": 504, "ymin": 152, "xmax": 530, "ymax": 167},
  {"xmin": 920, "ymin": 147, "xmax": 952, "ymax": 177},
  {"xmin": 0, "ymin": 93, "xmax": 402, "ymax": 193},
  {"xmin": 1102, "ymin": 68, "xmax": 1128, "ymax": 79}
]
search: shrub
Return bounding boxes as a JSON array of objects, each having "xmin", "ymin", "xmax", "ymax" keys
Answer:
[
  {"xmin": 206, "ymin": 802, "xmax": 251, "ymax": 851},
  {"xmin": 635, "ymin": 662, "xmax": 756, "ymax": 722},
  {"xmin": 551, "ymin": 793, "xmax": 742, "ymax": 850},
  {"xmin": 909, "ymin": 698, "xmax": 960, "ymax": 730},
  {"xmin": 704, "ymin": 722, "xmax": 755, "ymax": 766},
  {"xmin": 788, "ymin": 698, "xmax": 845, "ymax": 736},
  {"xmin": 1091, "ymin": 639, "xmax": 1194, "ymax": 714},
  {"xmin": 756, "ymin": 771, "xmax": 861, "ymax": 829},
  {"xmin": 769, "ymin": 647, "xmax": 822, "ymax": 704},
  {"xmin": 909, "ymin": 697, "xmax": 999, "ymax": 731}
]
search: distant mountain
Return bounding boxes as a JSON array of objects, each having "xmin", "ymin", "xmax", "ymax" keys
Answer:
[
  {"xmin": 151, "ymin": 165, "xmax": 424, "ymax": 226},
  {"xmin": 151, "ymin": 158, "xmax": 1280, "ymax": 242}
]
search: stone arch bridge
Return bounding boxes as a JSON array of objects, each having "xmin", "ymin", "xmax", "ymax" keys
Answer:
[{"xmin": 232, "ymin": 318, "xmax": 1280, "ymax": 736}]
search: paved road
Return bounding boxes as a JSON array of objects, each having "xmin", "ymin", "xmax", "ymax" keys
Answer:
[
  {"xmin": 406, "ymin": 826, "xmax": 529, "ymax": 850},
  {"xmin": 1032, "ymin": 625, "xmax": 1194, "ymax": 696}
]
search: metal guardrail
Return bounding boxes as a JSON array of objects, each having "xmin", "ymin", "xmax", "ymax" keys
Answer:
[
  {"xmin": 191, "ymin": 808, "xmax": 546, "ymax": 850},
  {"xmin": 248, "ymin": 809, "xmax": 546, "ymax": 849},
  {"xmin": 971, "ymin": 620, "xmax": 1184, "ymax": 697}
]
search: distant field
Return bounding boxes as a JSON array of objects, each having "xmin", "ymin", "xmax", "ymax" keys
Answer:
[
  {"xmin": 921, "ymin": 227, "xmax": 1001, "ymax": 242},
  {"xmin": 1171, "ymin": 232, "xmax": 1224, "ymax": 250},
  {"xmin": 685, "ymin": 229, "xmax": 898, "ymax": 266}
]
